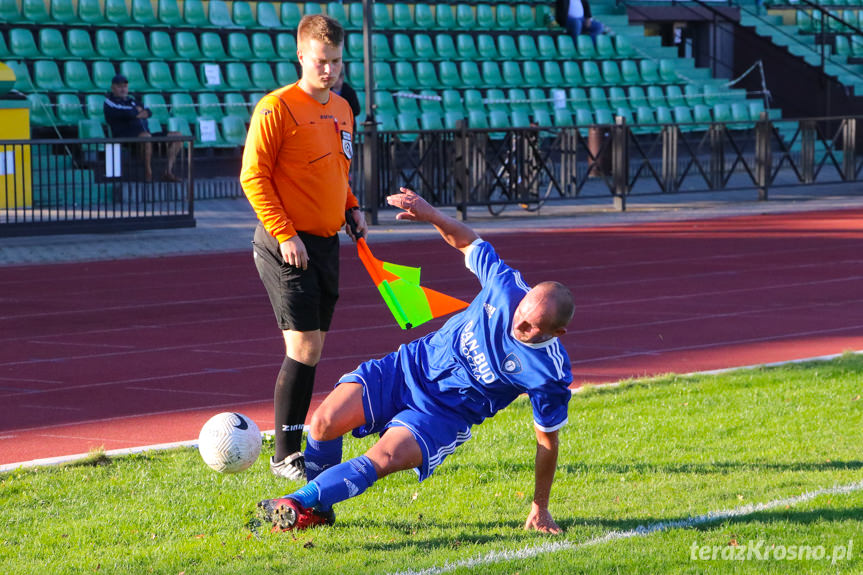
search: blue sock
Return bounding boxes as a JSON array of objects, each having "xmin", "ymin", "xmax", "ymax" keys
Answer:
[
  {"xmin": 287, "ymin": 481, "xmax": 320, "ymax": 510},
  {"xmin": 304, "ymin": 435, "xmax": 343, "ymax": 482},
  {"xmin": 313, "ymin": 455, "xmax": 378, "ymax": 511}
]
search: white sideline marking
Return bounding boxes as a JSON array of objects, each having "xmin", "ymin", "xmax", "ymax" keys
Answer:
[
  {"xmin": 1, "ymin": 350, "xmax": 860, "ymax": 474},
  {"xmin": 391, "ymin": 480, "xmax": 863, "ymax": 575}
]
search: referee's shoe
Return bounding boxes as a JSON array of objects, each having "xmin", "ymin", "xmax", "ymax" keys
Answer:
[{"xmin": 270, "ymin": 452, "xmax": 305, "ymax": 481}]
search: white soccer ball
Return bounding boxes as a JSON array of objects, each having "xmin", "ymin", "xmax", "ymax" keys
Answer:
[{"xmin": 198, "ymin": 412, "xmax": 262, "ymax": 473}]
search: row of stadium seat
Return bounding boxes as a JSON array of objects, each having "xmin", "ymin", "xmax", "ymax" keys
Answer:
[
  {"xmin": 768, "ymin": 0, "xmax": 863, "ymax": 8},
  {"xmin": 77, "ymin": 115, "xmax": 249, "ymax": 147},
  {"xmin": 834, "ymin": 33, "xmax": 863, "ymax": 55},
  {"xmin": 7, "ymin": 59, "xmax": 299, "ymax": 93},
  {"xmin": 0, "ymin": 27, "xmax": 636, "ymax": 65},
  {"xmin": 346, "ymin": 59, "xmax": 688, "ymax": 91},
  {"xmin": 797, "ymin": 9, "xmax": 863, "ymax": 33},
  {"xmin": 0, "ymin": 0, "xmax": 551, "ymax": 31}
]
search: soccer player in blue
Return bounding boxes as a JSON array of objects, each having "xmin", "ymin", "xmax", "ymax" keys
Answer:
[{"xmin": 257, "ymin": 188, "xmax": 574, "ymax": 534}]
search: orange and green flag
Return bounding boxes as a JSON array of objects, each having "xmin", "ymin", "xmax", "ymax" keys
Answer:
[{"xmin": 356, "ymin": 238, "xmax": 469, "ymax": 330}]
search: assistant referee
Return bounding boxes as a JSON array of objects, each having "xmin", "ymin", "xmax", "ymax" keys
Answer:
[{"xmin": 241, "ymin": 14, "xmax": 367, "ymax": 481}]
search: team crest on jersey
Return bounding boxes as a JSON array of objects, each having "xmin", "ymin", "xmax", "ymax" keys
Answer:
[
  {"xmin": 341, "ymin": 130, "xmax": 353, "ymax": 159},
  {"xmin": 484, "ymin": 303, "xmax": 497, "ymax": 318},
  {"xmin": 501, "ymin": 353, "xmax": 522, "ymax": 374}
]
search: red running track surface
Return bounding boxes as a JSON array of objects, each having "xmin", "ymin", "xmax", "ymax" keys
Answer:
[{"xmin": 2, "ymin": 209, "xmax": 863, "ymax": 466}]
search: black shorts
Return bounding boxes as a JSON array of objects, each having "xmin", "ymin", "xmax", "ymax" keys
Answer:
[{"xmin": 252, "ymin": 223, "xmax": 340, "ymax": 332}]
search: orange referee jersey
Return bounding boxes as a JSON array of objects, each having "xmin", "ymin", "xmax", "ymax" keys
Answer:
[{"xmin": 241, "ymin": 82, "xmax": 359, "ymax": 243}]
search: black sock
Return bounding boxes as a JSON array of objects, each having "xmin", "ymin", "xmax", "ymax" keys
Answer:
[{"xmin": 273, "ymin": 356, "xmax": 317, "ymax": 461}]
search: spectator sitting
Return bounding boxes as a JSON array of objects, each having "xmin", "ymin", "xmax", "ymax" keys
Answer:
[{"xmin": 103, "ymin": 74, "xmax": 183, "ymax": 183}]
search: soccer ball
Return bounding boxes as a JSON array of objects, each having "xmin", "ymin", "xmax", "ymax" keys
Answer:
[{"xmin": 198, "ymin": 412, "xmax": 262, "ymax": 473}]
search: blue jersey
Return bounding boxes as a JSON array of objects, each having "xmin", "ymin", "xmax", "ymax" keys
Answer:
[{"xmin": 395, "ymin": 240, "xmax": 572, "ymax": 431}]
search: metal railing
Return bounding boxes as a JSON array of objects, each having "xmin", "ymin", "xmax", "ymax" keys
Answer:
[
  {"xmin": 352, "ymin": 114, "xmax": 862, "ymax": 220},
  {"xmin": 0, "ymin": 135, "xmax": 195, "ymax": 236}
]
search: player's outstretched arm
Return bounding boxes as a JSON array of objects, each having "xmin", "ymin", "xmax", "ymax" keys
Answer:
[
  {"xmin": 524, "ymin": 427, "xmax": 562, "ymax": 534},
  {"xmin": 386, "ymin": 188, "xmax": 479, "ymax": 253}
]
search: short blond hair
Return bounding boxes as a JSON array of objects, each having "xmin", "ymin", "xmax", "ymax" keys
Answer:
[{"xmin": 297, "ymin": 14, "xmax": 344, "ymax": 47}]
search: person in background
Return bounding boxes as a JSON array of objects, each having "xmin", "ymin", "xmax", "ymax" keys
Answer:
[
  {"xmin": 331, "ymin": 67, "xmax": 361, "ymax": 119},
  {"xmin": 103, "ymin": 74, "xmax": 182, "ymax": 182},
  {"xmin": 555, "ymin": 0, "xmax": 606, "ymax": 47}
]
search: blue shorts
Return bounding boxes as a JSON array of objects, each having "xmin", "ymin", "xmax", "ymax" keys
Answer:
[{"xmin": 337, "ymin": 349, "xmax": 472, "ymax": 481}]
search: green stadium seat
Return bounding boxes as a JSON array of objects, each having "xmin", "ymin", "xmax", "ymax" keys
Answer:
[
  {"xmin": 541, "ymin": 61, "xmax": 562, "ymax": 87},
  {"xmin": 502, "ymin": 61, "xmax": 524, "ymax": 87},
  {"xmin": 835, "ymin": 35, "xmax": 850, "ymax": 57},
  {"xmin": 442, "ymin": 89, "xmax": 465, "ymax": 115},
  {"xmin": 372, "ymin": 33, "xmax": 393, "ymax": 60},
  {"xmin": 601, "ymin": 61, "xmax": 622, "ymax": 85},
  {"xmin": 276, "ymin": 62, "xmax": 298, "ymax": 85},
  {"xmin": 347, "ymin": 62, "xmax": 363, "ymax": 89},
  {"xmin": 196, "ymin": 117, "xmax": 226, "ymax": 147},
  {"xmin": 228, "ymin": 33, "xmax": 254, "ymax": 61},
  {"xmin": 464, "ymin": 89, "xmax": 484, "ymax": 112},
  {"xmin": 459, "ymin": 61, "xmax": 482, "ymax": 87},
  {"xmin": 477, "ymin": 34, "xmax": 499, "ymax": 59},
  {"xmin": 395, "ymin": 61, "xmax": 418, "ymax": 89},
  {"xmin": 557, "ymin": 35, "xmax": 577, "ymax": 60},
  {"xmin": 251, "ymin": 33, "xmax": 277, "ymax": 61},
  {"xmin": 78, "ymin": 118, "xmax": 107, "ymax": 139},
  {"xmin": 50, "ymin": 0, "xmax": 78, "ymax": 23},
  {"xmin": 673, "ymin": 106, "xmax": 696, "ymax": 131},
  {"xmin": 374, "ymin": 91, "xmax": 396, "ymax": 116},
  {"xmin": 345, "ymin": 33, "xmax": 362, "ymax": 61},
  {"xmin": 457, "ymin": 34, "xmax": 479, "ymax": 60},
  {"xmin": 221, "ymin": 116, "xmax": 247, "ymax": 147},
  {"xmin": 748, "ymin": 99, "xmax": 767, "ymax": 121},
  {"xmin": 28, "ymin": 94, "xmax": 57, "ymax": 127},
  {"xmin": 201, "ymin": 33, "xmax": 229, "ymax": 61},
  {"xmin": 151, "ymin": 31, "xmax": 178, "ymax": 60},
  {"xmin": 419, "ymin": 90, "xmax": 442, "ymax": 114},
  {"xmin": 693, "ymin": 104, "xmax": 712, "ymax": 128},
  {"xmin": 628, "ymin": 86, "xmax": 648, "ymax": 109},
  {"xmin": 488, "ymin": 109, "xmax": 509, "ymax": 137},
  {"xmin": 621, "ymin": 60, "xmax": 642, "ymax": 85},
  {"xmin": 131, "ymin": 0, "xmax": 157, "ymax": 24},
  {"xmin": 702, "ymin": 84, "xmax": 724, "ymax": 106},
  {"xmin": 533, "ymin": 108, "xmax": 552, "ymax": 127},
  {"xmin": 485, "ymin": 88, "xmax": 507, "ymax": 112},
  {"xmin": 393, "ymin": 4, "xmax": 414, "ymax": 28},
  {"xmin": 302, "ymin": 2, "xmax": 321, "ymax": 17},
  {"xmin": 64, "ymin": 60, "xmax": 96, "ymax": 92},
  {"xmin": 467, "ymin": 109, "xmax": 488, "ymax": 129},
  {"xmin": 232, "ymin": 1, "xmax": 256, "ymax": 28},
  {"xmin": 582, "ymin": 61, "xmax": 603, "ymax": 86},
  {"xmin": 208, "ymin": 0, "xmax": 233, "ymax": 27},
  {"xmin": 281, "ymin": 2, "xmax": 301, "ymax": 28},
  {"xmin": 508, "ymin": 88, "xmax": 530, "ymax": 114},
  {"xmin": 553, "ymin": 107, "xmax": 573, "ymax": 127},
  {"xmin": 397, "ymin": 111, "xmax": 420, "ymax": 139},
  {"xmin": 158, "ymin": 0, "xmax": 183, "ymax": 26},
  {"xmin": 39, "ymin": 29, "xmax": 68, "ymax": 60},
  {"xmin": 712, "ymin": 103, "xmax": 731, "ymax": 124},
  {"xmin": 647, "ymin": 85, "xmax": 667, "ymax": 108},
  {"xmin": 537, "ymin": 35, "xmax": 557, "ymax": 59},
  {"xmin": 176, "ymin": 32, "xmax": 203, "ymax": 60},
  {"xmin": 124, "ymin": 30, "xmax": 153, "ymax": 61},
  {"xmin": 348, "ymin": 2, "xmax": 363, "ymax": 28},
  {"xmin": 568, "ymin": 88, "xmax": 590, "ymax": 112},
  {"xmin": 496, "ymin": 4, "xmax": 515, "ymax": 29},
  {"xmin": 420, "ymin": 110, "xmax": 444, "ymax": 131},
  {"xmin": 614, "ymin": 35, "xmax": 635, "ymax": 59},
  {"xmin": 523, "ymin": 61, "xmax": 543, "ymax": 86},
  {"xmin": 477, "ymin": 3, "xmax": 496, "ymax": 28},
  {"xmin": 10, "ymin": 29, "xmax": 40, "ymax": 59},
  {"xmin": 683, "ymin": 84, "xmax": 704, "ymax": 107},
  {"xmin": 635, "ymin": 106, "xmax": 655, "ymax": 129},
  {"xmin": 92, "ymin": 61, "xmax": 117, "ymax": 90},
  {"xmin": 67, "ymin": 29, "xmax": 96, "ymax": 59},
  {"xmin": 85, "ymin": 94, "xmax": 103, "ymax": 119},
  {"xmin": 105, "ymin": 0, "xmax": 132, "ymax": 24},
  {"xmin": 326, "ymin": 1, "xmax": 348, "ymax": 26},
  {"xmin": 517, "ymin": 35, "xmax": 538, "ymax": 60},
  {"xmin": 516, "ymin": 4, "xmax": 535, "ymax": 28},
  {"xmin": 596, "ymin": 36, "xmax": 616, "ymax": 59},
  {"xmin": 528, "ymin": 87, "xmax": 549, "ymax": 112},
  {"xmin": 226, "ymin": 63, "xmax": 254, "ymax": 91},
  {"xmin": 561, "ymin": 61, "xmax": 581, "ymax": 86},
  {"xmin": 169, "ymin": 92, "xmax": 197, "ymax": 123},
  {"xmin": 498, "ymin": 36, "xmax": 520, "ymax": 60},
  {"xmin": 374, "ymin": 61, "xmax": 396, "ymax": 90},
  {"xmin": 0, "ymin": 0, "xmax": 21, "ymax": 21},
  {"xmin": 146, "ymin": 117, "xmax": 163, "ymax": 135},
  {"xmin": 35, "ymin": 60, "xmax": 69, "ymax": 92},
  {"xmin": 143, "ymin": 93, "xmax": 170, "ymax": 122},
  {"xmin": 257, "ymin": 1, "xmax": 279, "ymax": 28},
  {"xmin": 415, "ymin": 4, "xmax": 434, "ymax": 29},
  {"xmin": 456, "ymin": 4, "xmax": 476, "ymax": 29},
  {"xmin": 439, "ymin": 61, "xmax": 461, "ymax": 88},
  {"xmin": 665, "ymin": 85, "xmax": 685, "ymax": 107},
  {"xmin": 436, "ymin": 4, "xmax": 456, "ymax": 29},
  {"xmin": 594, "ymin": 108, "xmax": 614, "ymax": 125},
  {"xmin": 654, "ymin": 106, "xmax": 673, "ymax": 126},
  {"xmin": 393, "ymin": 33, "xmax": 416, "ymax": 60},
  {"xmin": 373, "ymin": 3, "xmax": 392, "ymax": 28},
  {"xmin": 511, "ymin": 109, "xmax": 532, "ymax": 128},
  {"xmin": 23, "ymin": 0, "xmax": 50, "ymax": 23},
  {"xmin": 148, "ymin": 62, "xmax": 177, "ymax": 90},
  {"xmin": 168, "ymin": 116, "xmax": 193, "ymax": 138},
  {"xmin": 608, "ymin": 87, "xmax": 627, "ymax": 110},
  {"xmin": 77, "ymin": 0, "xmax": 105, "ymax": 24},
  {"xmin": 577, "ymin": 36, "xmax": 596, "ymax": 59},
  {"xmin": 277, "ymin": 33, "xmax": 297, "ymax": 59},
  {"xmin": 96, "ymin": 30, "xmax": 126, "ymax": 60},
  {"xmin": 659, "ymin": 60, "xmax": 680, "ymax": 84},
  {"xmin": 175, "ymin": 62, "xmax": 204, "ymax": 90},
  {"xmin": 120, "ymin": 61, "xmax": 151, "ymax": 91},
  {"xmin": 421, "ymin": 34, "xmax": 444, "ymax": 61},
  {"xmin": 481, "ymin": 61, "xmax": 504, "ymax": 87},
  {"xmin": 197, "ymin": 92, "xmax": 224, "ymax": 120},
  {"xmin": 730, "ymin": 101, "xmax": 751, "ymax": 124},
  {"xmin": 224, "ymin": 92, "xmax": 249, "ymax": 120},
  {"xmin": 183, "ymin": 0, "xmax": 208, "ymax": 27},
  {"xmin": 640, "ymin": 60, "xmax": 662, "ymax": 85},
  {"xmin": 589, "ymin": 87, "xmax": 610, "ymax": 111}
]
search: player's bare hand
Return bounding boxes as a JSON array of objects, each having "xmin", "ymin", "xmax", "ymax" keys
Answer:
[
  {"xmin": 524, "ymin": 504, "xmax": 562, "ymax": 534},
  {"xmin": 387, "ymin": 188, "xmax": 435, "ymax": 222},
  {"xmin": 279, "ymin": 236, "xmax": 309, "ymax": 270},
  {"xmin": 345, "ymin": 208, "xmax": 368, "ymax": 242}
]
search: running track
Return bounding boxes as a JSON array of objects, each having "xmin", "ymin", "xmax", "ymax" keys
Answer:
[{"xmin": 2, "ymin": 208, "xmax": 863, "ymax": 466}]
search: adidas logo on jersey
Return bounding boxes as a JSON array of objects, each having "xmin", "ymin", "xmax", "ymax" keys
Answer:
[{"xmin": 484, "ymin": 303, "xmax": 497, "ymax": 318}]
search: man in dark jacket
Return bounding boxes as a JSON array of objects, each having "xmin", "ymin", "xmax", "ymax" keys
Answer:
[{"xmin": 103, "ymin": 74, "xmax": 182, "ymax": 182}]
